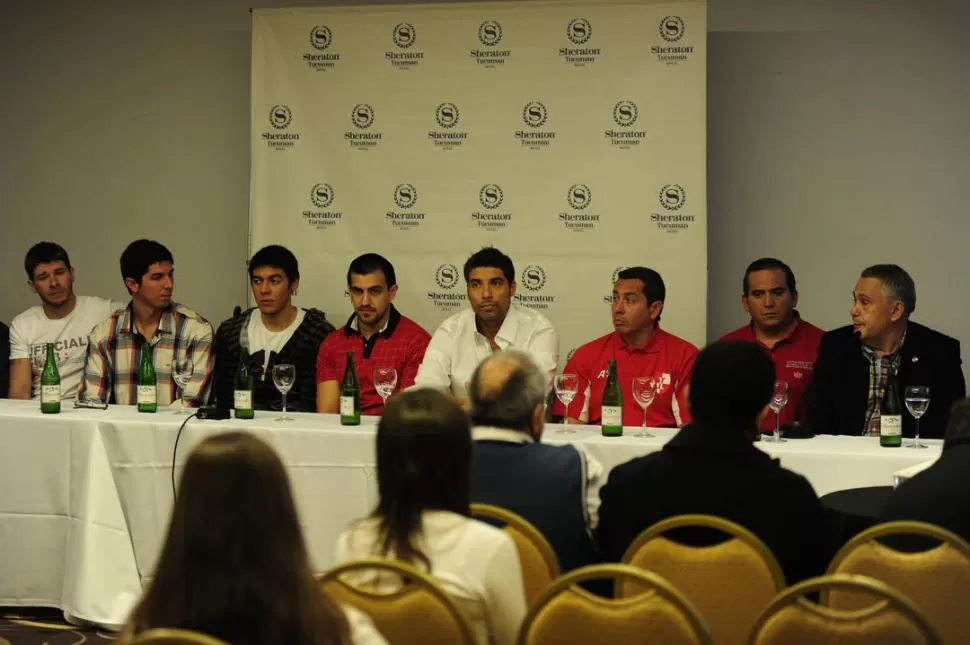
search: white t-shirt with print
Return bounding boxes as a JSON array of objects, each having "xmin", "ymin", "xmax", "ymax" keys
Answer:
[
  {"xmin": 9, "ymin": 296, "xmax": 123, "ymax": 399},
  {"xmin": 246, "ymin": 308, "xmax": 306, "ymax": 371}
]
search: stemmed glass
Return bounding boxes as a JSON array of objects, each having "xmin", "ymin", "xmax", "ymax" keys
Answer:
[
  {"xmin": 374, "ymin": 368, "xmax": 399, "ymax": 409},
  {"xmin": 554, "ymin": 373, "xmax": 580, "ymax": 434},
  {"xmin": 172, "ymin": 359, "xmax": 194, "ymax": 414},
  {"xmin": 904, "ymin": 385, "xmax": 931, "ymax": 449},
  {"xmin": 769, "ymin": 381, "xmax": 790, "ymax": 442},
  {"xmin": 632, "ymin": 376, "xmax": 658, "ymax": 438},
  {"xmin": 272, "ymin": 363, "xmax": 296, "ymax": 422}
]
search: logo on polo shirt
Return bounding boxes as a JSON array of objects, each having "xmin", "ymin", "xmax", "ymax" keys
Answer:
[
  {"xmin": 303, "ymin": 183, "xmax": 343, "ymax": 230},
  {"xmin": 387, "ymin": 22, "xmax": 425, "ymax": 69},
  {"xmin": 651, "ymin": 184, "xmax": 696, "ymax": 233},
  {"xmin": 652, "ymin": 16, "xmax": 695, "ymax": 64},
  {"xmin": 428, "ymin": 264, "xmax": 465, "ymax": 312},
  {"xmin": 261, "ymin": 105, "xmax": 301, "ymax": 150},
  {"xmin": 605, "ymin": 100, "xmax": 648, "ymax": 149},
  {"xmin": 429, "ymin": 103, "xmax": 469, "ymax": 149},
  {"xmin": 386, "ymin": 184, "xmax": 426, "ymax": 230},
  {"xmin": 514, "ymin": 265, "xmax": 555, "ymax": 310},
  {"xmin": 560, "ymin": 184, "xmax": 601, "ymax": 232},
  {"xmin": 303, "ymin": 25, "xmax": 341, "ymax": 71},
  {"xmin": 346, "ymin": 104, "xmax": 383, "ymax": 150},
  {"xmin": 560, "ymin": 18, "xmax": 601, "ymax": 66},
  {"xmin": 470, "ymin": 20, "xmax": 511, "ymax": 67},
  {"xmin": 515, "ymin": 101, "xmax": 556, "ymax": 149}
]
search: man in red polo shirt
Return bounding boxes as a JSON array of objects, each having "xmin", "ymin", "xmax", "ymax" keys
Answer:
[
  {"xmin": 720, "ymin": 258, "xmax": 823, "ymax": 431},
  {"xmin": 316, "ymin": 253, "xmax": 431, "ymax": 415},
  {"xmin": 552, "ymin": 267, "xmax": 698, "ymax": 428}
]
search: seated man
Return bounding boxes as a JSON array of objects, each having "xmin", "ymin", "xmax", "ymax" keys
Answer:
[
  {"xmin": 414, "ymin": 246, "xmax": 558, "ymax": 405},
  {"xmin": 553, "ymin": 267, "xmax": 696, "ymax": 427},
  {"xmin": 469, "ymin": 350, "xmax": 603, "ymax": 574},
  {"xmin": 213, "ymin": 245, "xmax": 334, "ymax": 412},
  {"xmin": 881, "ymin": 398, "xmax": 970, "ymax": 542},
  {"xmin": 8, "ymin": 242, "xmax": 122, "ymax": 401},
  {"xmin": 316, "ymin": 253, "xmax": 430, "ymax": 415},
  {"xmin": 721, "ymin": 258, "xmax": 823, "ymax": 433},
  {"xmin": 805, "ymin": 264, "xmax": 965, "ymax": 438},
  {"xmin": 597, "ymin": 340, "xmax": 835, "ymax": 584},
  {"xmin": 79, "ymin": 240, "xmax": 214, "ymax": 406}
]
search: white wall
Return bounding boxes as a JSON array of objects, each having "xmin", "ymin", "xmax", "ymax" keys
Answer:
[{"xmin": 2, "ymin": 0, "xmax": 968, "ymax": 371}]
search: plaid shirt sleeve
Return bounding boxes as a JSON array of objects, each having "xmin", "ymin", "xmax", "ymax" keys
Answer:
[
  {"xmin": 181, "ymin": 317, "xmax": 214, "ymax": 407},
  {"xmin": 78, "ymin": 318, "xmax": 114, "ymax": 404}
]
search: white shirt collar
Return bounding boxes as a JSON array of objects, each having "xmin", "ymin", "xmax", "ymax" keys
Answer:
[
  {"xmin": 470, "ymin": 303, "xmax": 520, "ymax": 350},
  {"xmin": 350, "ymin": 314, "xmax": 389, "ymax": 334},
  {"xmin": 471, "ymin": 425, "xmax": 535, "ymax": 444}
]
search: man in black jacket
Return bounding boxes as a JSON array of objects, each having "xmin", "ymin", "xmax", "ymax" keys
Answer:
[
  {"xmin": 881, "ymin": 398, "xmax": 970, "ymax": 542},
  {"xmin": 597, "ymin": 340, "xmax": 835, "ymax": 585},
  {"xmin": 805, "ymin": 264, "xmax": 964, "ymax": 438},
  {"xmin": 212, "ymin": 246, "xmax": 334, "ymax": 412}
]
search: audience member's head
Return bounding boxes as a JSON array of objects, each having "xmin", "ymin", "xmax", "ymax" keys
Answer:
[
  {"xmin": 120, "ymin": 239, "xmax": 175, "ymax": 306},
  {"xmin": 944, "ymin": 399, "xmax": 970, "ymax": 451},
  {"xmin": 852, "ymin": 264, "xmax": 916, "ymax": 346},
  {"xmin": 125, "ymin": 432, "xmax": 349, "ymax": 645},
  {"xmin": 373, "ymin": 389, "xmax": 471, "ymax": 568},
  {"xmin": 469, "ymin": 350, "xmax": 547, "ymax": 439},
  {"xmin": 689, "ymin": 340, "xmax": 775, "ymax": 434},
  {"xmin": 24, "ymin": 242, "xmax": 75, "ymax": 309}
]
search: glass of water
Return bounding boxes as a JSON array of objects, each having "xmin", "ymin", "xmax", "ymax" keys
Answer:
[
  {"xmin": 272, "ymin": 363, "xmax": 296, "ymax": 422},
  {"xmin": 904, "ymin": 385, "xmax": 931, "ymax": 449}
]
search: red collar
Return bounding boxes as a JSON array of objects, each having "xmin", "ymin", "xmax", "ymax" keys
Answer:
[
  {"xmin": 746, "ymin": 314, "xmax": 803, "ymax": 349},
  {"xmin": 614, "ymin": 326, "xmax": 664, "ymax": 354}
]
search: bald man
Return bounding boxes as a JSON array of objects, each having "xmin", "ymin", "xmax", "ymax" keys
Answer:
[{"xmin": 468, "ymin": 350, "xmax": 603, "ymax": 575}]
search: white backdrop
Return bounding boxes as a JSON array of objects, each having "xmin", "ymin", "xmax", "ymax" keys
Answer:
[{"xmin": 250, "ymin": 1, "xmax": 707, "ymax": 357}]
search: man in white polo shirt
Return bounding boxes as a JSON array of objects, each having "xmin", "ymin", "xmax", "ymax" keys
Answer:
[
  {"xmin": 414, "ymin": 246, "xmax": 558, "ymax": 408},
  {"xmin": 8, "ymin": 242, "xmax": 123, "ymax": 400}
]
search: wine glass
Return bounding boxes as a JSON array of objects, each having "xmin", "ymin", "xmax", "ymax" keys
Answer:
[
  {"xmin": 904, "ymin": 385, "xmax": 931, "ymax": 449},
  {"xmin": 374, "ymin": 367, "xmax": 398, "ymax": 409},
  {"xmin": 272, "ymin": 363, "xmax": 296, "ymax": 422},
  {"xmin": 768, "ymin": 381, "xmax": 790, "ymax": 442},
  {"xmin": 632, "ymin": 376, "xmax": 658, "ymax": 438},
  {"xmin": 172, "ymin": 358, "xmax": 194, "ymax": 414},
  {"xmin": 554, "ymin": 373, "xmax": 580, "ymax": 434}
]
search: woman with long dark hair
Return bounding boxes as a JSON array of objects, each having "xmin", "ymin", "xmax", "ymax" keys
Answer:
[
  {"xmin": 121, "ymin": 432, "xmax": 386, "ymax": 645},
  {"xmin": 335, "ymin": 388, "xmax": 526, "ymax": 645}
]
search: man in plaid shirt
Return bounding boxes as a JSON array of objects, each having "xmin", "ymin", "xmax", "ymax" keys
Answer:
[{"xmin": 78, "ymin": 240, "xmax": 214, "ymax": 406}]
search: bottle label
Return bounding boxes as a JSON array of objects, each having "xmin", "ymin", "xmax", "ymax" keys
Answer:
[
  {"xmin": 340, "ymin": 395, "xmax": 355, "ymax": 417},
  {"xmin": 602, "ymin": 406, "xmax": 623, "ymax": 427},
  {"xmin": 41, "ymin": 384, "xmax": 60, "ymax": 403},
  {"xmin": 234, "ymin": 391, "xmax": 252, "ymax": 410},
  {"xmin": 880, "ymin": 414, "xmax": 902, "ymax": 437},
  {"xmin": 137, "ymin": 385, "xmax": 156, "ymax": 405}
]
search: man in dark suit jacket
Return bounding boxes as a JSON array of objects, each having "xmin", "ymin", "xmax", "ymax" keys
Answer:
[
  {"xmin": 881, "ymin": 398, "xmax": 970, "ymax": 542},
  {"xmin": 597, "ymin": 340, "xmax": 835, "ymax": 585},
  {"xmin": 805, "ymin": 264, "xmax": 965, "ymax": 438}
]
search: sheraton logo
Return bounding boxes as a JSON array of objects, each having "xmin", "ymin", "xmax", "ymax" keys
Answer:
[
  {"xmin": 345, "ymin": 104, "xmax": 383, "ymax": 150},
  {"xmin": 606, "ymin": 100, "xmax": 648, "ymax": 148},
  {"xmin": 560, "ymin": 184, "xmax": 601, "ymax": 232},
  {"xmin": 303, "ymin": 183, "xmax": 342, "ymax": 230},
  {"xmin": 515, "ymin": 101, "xmax": 556, "ymax": 149},
  {"xmin": 653, "ymin": 16, "xmax": 695, "ymax": 64},
  {"xmin": 561, "ymin": 18, "xmax": 601, "ymax": 66},
  {"xmin": 303, "ymin": 25, "xmax": 341, "ymax": 71},
  {"xmin": 262, "ymin": 105, "xmax": 300, "ymax": 150},
  {"xmin": 387, "ymin": 22, "xmax": 425, "ymax": 69},
  {"xmin": 515, "ymin": 264, "xmax": 555, "ymax": 310},
  {"xmin": 386, "ymin": 184, "xmax": 425, "ymax": 230},
  {"xmin": 471, "ymin": 20, "xmax": 511, "ymax": 67},
  {"xmin": 472, "ymin": 184, "xmax": 512, "ymax": 231},
  {"xmin": 429, "ymin": 102, "xmax": 469, "ymax": 150},
  {"xmin": 651, "ymin": 184, "xmax": 697, "ymax": 233},
  {"xmin": 428, "ymin": 263, "xmax": 466, "ymax": 312}
]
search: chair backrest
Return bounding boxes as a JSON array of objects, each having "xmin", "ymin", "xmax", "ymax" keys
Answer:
[
  {"xmin": 129, "ymin": 628, "xmax": 229, "ymax": 645},
  {"xmin": 826, "ymin": 520, "xmax": 970, "ymax": 645},
  {"xmin": 619, "ymin": 514, "xmax": 785, "ymax": 645},
  {"xmin": 518, "ymin": 563, "xmax": 714, "ymax": 645},
  {"xmin": 471, "ymin": 503, "xmax": 560, "ymax": 606},
  {"xmin": 320, "ymin": 557, "xmax": 477, "ymax": 645},
  {"xmin": 747, "ymin": 573, "xmax": 941, "ymax": 645}
]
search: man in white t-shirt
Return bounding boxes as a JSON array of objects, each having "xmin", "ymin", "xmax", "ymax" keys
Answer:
[{"xmin": 8, "ymin": 242, "xmax": 123, "ymax": 400}]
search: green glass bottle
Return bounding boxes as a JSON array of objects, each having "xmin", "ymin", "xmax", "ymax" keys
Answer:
[
  {"xmin": 880, "ymin": 363, "xmax": 902, "ymax": 447},
  {"xmin": 340, "ymin": 351, "xmax": 361, "ymax": 426},
  {"xmin": 234, "ymin": 357, "xmax": 255, "ymax": 419},
  {"xmin": 137, "ymin": 341, "xmax": 157, "ymax": 413},
  {"xmin": 601, "ymin": 359, "xmax": 623, "ymax": 437},
  {"xmin": 40, "ymin": 343, "xmax": 61, "ymax": 414}
]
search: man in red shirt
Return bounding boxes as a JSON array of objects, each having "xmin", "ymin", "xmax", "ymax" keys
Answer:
[
  {"xmin": 316, "ymin": 254, "xmax": 431, "ymax": 415},
  {"xmin": 552, "ymin": 267, "xmax": 698, "ymax": 428},
  {"xmin": 720, "ymin": 258, "xmax": 823, "ymax": 432}
]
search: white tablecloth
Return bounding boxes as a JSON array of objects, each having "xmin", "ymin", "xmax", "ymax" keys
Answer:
[{"xmin": 0, "ymin": 400, "xmax": 943, "ymax": 625}]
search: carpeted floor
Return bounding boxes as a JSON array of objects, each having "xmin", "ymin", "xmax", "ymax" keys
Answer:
[{"xmin": 0, "ymin": 609, "xmax": 115, "ymax": 644}]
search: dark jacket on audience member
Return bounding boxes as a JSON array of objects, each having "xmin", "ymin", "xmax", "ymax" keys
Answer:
[
  {"xmin": 212, "ymin": 308, "xmax": 334, "ymax": 413},
  {"xmin": 805, "ymin": 322, "xmax": 965, "ymax": 438},
  {"xmin": 0, "ymin": 322, "xmax": 8, "ymax": 398},
  {"xmin": 596, "ymin": 421, "xmax": 835, "ymax": 585},
  {"xmin": 880, "ymin": 439, "xmax": 970, "ymax": 543}
]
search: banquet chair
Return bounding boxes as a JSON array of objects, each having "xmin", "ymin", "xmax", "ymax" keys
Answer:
[
  {"xmin": 746, "ymin": 573, "xmax": 940, "ymax": 645},
  {"xmin": 471, "ymin": 503, "xmax": 560, "ymax": 606},
  {"xmin": 320, "ymin": 557, "xmax": 476, "ymax": 645},
  {"xmin": 619, "ymin": 514, "xmax": 785, "ymax": 645},
  {"xmin": 518, "ymin": 563, "xmax": 714, "ymax": 645},
  {"xmin": 826, "ymin": 520, "xmax": 970, "ymax": 645},
  {"xmin": 129, "ymin": 628, "xmax": 228, "ymax": 645}
]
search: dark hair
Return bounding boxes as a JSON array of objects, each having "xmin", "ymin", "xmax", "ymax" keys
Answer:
[
  {"xmin": 249, "ymin": 245, "xmax": 300, "ymax": 284},
  {"xmin": 347, "ymin": 253, "xmax": 396, "ymax": 288},
  {"xmin": 861, "ymin": 264, "xmax": 916, "ymax": 316},
  {"xmin": 25, "ymin": 242, "xmax": 71, "ymax": 280},
  {"xmin": 944, "ymin": 399, "xmax": 970, "ymax": 450},
  {"xmin": 469, "ymin": 351, "xmax": 547, "ymax": 430},
  {"xmin": 373, "ymin": 389, "xmax": 471, "ymax": 569},
  {"xmin": 125, "ymin": 433, "xmax": 349, "ymax": 645},
  {"xmin": 617, "ymin": 266, "xmax": 666, "ymax": 320},
  {"xmin": 689, "ymin": 341, "xmax": 775, "ymax": 430},
  {"xmin": 743, "ymin": 258, "xmax": 796, "ymax": 295},
  {"xmin": 120, "ymin": 239, "xmax": 174, "ymax": 292},
  {"xmin": 463, "ymin": 246, "xmax": 515, "ymax": 283}
]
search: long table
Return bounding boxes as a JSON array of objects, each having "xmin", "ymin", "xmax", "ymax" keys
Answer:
[{"xmin": 0, "ymin": 400, "xmax": 942, "ymax": 627}]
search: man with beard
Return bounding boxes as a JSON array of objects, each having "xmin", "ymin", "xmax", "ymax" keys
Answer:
[
  {"xmin": 9, "ymin": 242, "xmax": 123, "ymax": 400},
  {"xmin": 316, "ymin": 253, "xmax": 429, "ymax": 415}
]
